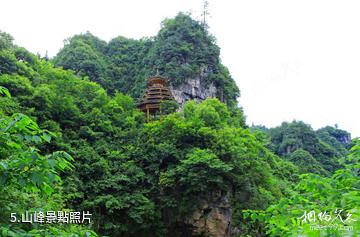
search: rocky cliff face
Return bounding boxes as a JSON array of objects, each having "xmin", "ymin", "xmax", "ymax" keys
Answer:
[
  {"xmin": 169, "ymin": 66, "xmax": 219, "ymax": 106},
  {"xmin": 335, "ymin": 134, "xmax": 352, "ymax": 144},
  {"xmin": 184, "ymin": 190, "xmax": 232, "ymax": 237},
  {"xmin": 170, "ymin": 78, "xmax": 217, "ymax": 106}
]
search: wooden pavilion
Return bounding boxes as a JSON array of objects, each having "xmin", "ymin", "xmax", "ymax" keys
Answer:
[{"xmin": 138, "ymin": 74, "xmax": 176, "ymax": 122}]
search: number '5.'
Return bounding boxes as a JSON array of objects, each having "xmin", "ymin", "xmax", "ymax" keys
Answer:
[{"xmin": 10, "ymin": 213, "xmax": 17, "ymax": 222}]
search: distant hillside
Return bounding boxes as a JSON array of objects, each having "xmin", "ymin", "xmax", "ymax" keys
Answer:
[
  {"xmin": 53, "ymin": 13, "xmax": 240, "ymax": 107},
  {"xmin": 252, "ymin": 121, "xmax": 352, "ymax": 175}
]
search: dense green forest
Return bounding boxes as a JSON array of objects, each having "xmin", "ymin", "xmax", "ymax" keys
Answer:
[
  {"xmin": 0, "ymin": 13, "xmax": 359, "ymax": 237},
  {"xmin": 252, "ymin": 121, "xmax": 352, "ymax": 176},
  {"xmin": 53, "ymin": 13, "xmax": 239, "ymax": 107}
]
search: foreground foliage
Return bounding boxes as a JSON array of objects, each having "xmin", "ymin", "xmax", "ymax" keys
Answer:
[
  {"xmin": 0, "ymin": 96, "xmax": 96, "ymax": 236},
  {"xmin": 242, "ymin": 139, "xmax": 360, "ymax": 236}
]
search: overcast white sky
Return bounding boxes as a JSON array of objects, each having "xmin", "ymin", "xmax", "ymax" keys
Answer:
[{"xmin": 1, "ymin": 0, "xmax": 359, "ymax": 137}]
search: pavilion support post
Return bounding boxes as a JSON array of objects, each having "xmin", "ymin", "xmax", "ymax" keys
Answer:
[{"xmin": 146, "ymin": 108, "xmax": 150, "ymax": 123}]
